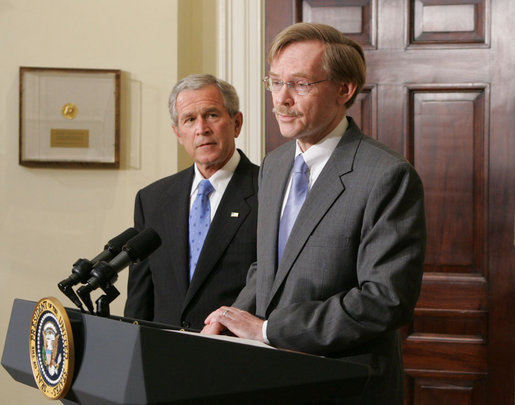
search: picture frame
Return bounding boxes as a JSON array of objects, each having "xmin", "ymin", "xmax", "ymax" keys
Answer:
[{"xmin": 19, "ymin": 67, "xmax": 121, "ymax": 168}]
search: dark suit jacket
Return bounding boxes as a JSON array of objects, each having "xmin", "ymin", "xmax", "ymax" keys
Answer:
[
  {"xmin": 234, "ymin": 118, "xmax": 426, "ymax": 404},
  {"xmin": 124, "ymin": 150, "xmax": 259, "ymax": 331}
]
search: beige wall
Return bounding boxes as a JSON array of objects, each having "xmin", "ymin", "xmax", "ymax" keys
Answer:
[
  {"xmin": 177, "ymin": 0, "xmax": 218, "ymax": 169},
  {"xmin": 0, "ymin": 0, "xmax": 220, "ymax": 403}
]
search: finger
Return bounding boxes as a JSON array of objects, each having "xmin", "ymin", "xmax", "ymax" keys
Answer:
[
  {"xmin": 204, "ymin": 311, "xmax": 217, "ymax": 325},
  {"xmin": 204, "ymin": 306, "xmax": 230, "ymax": 325},
  {"xmin": 201, "ymin": 321, "xmax": 226, "ymax": 335}
]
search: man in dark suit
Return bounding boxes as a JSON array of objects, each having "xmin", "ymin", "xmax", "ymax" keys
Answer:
[
  {"xmin": 124, "ymin": 74, "xmax": 259, "ymax": 331},
  {"xmin": 203, "ymin": 24, "xmax": 426, "ymax": 404}
]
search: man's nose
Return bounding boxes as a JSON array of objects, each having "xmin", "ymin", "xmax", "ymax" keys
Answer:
[
  {"xmin": 274, "ymin": 83, "xmax": 295, "ymax": 106},
  {"xmin": 195, "ymin": 117, "xmax": 211, "ymax": 134}
]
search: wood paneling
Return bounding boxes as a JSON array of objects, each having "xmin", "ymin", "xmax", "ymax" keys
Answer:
[
  {"xmin": 411, "ymin": 377, "xmax": 486, "ymax": 405},
  {"xmin": 416, "ymin": 274, "xmax": 487, "ymax": 311},
  {"xmin": 347, "ymin": 84, "xmax": 377, "ymax": 139},
  {"xmin": 413, "ymin": 309, "xmax": 488, "ymax": 339},
  {"xmin": 410, "ymin": 86, "xmax": 487, "ymax": 275},
  {"xmin": 409, "ymin": 0, "xmax": 488, "ymax": 46},
  {"xmin": 298, "ymin": 0, "xmax": 376, "ymax": 48}
]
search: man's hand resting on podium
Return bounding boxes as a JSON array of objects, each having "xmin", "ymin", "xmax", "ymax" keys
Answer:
[{"xmin": 201, "ymin": 306, "xmax": 265, "ymax": 343}]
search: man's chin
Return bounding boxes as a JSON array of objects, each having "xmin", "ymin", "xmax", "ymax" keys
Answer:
[
  {"xmin": 196, "ymin": 154, "xmax": 227, "ymax": 171},
  {"xmin": 279, "ymin": 131, "xmax": 301, "ymax": 141},
  {"xmin": 277, "ymin": 124, "xmax": 299, "ymax": 140}
]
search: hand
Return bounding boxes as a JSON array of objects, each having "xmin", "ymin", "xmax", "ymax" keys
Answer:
[{"xmin": 201, "ymin": 306, "xmax": 265, "ymax": 342}]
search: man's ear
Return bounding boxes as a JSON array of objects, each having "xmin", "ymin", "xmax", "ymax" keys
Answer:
[
  {"xmin": 173, "ymin": 125, "xmax": 184, "ymax": 146},
  {"xmin": 233, "ymin": 112, "xmax": 243, "ymax": 139},
  {"xmin": 337, "ymin": 82, "xmax": 357, "ymax": 106}
]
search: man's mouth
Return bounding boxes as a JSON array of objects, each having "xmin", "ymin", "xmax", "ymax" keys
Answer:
[{"xmin": 196, "ymin": 142, "xmax": 216, "ymax": 148}]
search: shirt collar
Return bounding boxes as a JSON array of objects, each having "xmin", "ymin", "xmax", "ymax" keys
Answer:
[
  {"xmin": 295, "ymin": 117, "xmax": 348, "ymax": 169},
  {"xmin": 191, "ymin": 149, "xmax": 240, "ymax": 196}
]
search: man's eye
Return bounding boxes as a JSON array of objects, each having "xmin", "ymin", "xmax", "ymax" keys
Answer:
[
  {"xmin": 296, "ymin": 81, "xmax": 309, "ymax": 87},
  {"xmin": 272, "ymin": 81, "xmax": 283, "ymax": 86}
]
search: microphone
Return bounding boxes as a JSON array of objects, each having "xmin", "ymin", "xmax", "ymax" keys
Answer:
[
  {"xmin": 58, "ymin": 227, "xmax": 139, "ymax": 289},
  {"xmin": 57, "ymin": 227, "xmax": 139, "ymax": 309},
  {"xmin": 77, "ymin": 228, "xmax": 161, "ymax": 313}
]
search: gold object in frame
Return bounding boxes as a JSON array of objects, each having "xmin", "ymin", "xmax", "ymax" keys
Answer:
[
  {"xmin": 61, "ymin": 103, "xmax": 78, "ymax": 120},
  {"xmin": 19, "ymin": 67, "xmax": 121, "ymax": 168},
  {"xmin": 50, "ymin": 129, "xmax": 89, "ymax": 148}
]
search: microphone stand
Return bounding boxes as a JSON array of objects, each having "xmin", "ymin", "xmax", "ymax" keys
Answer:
[
  {"xmin": 58, "ymin": 283, "xmax": 86, "ymax": 312},
  {"xmin": 76, "ymin": 261, "xmax": 119, "ymax": 317},
  {"xmin": 57, "ymin": 258, "xmax": 95, "ymax": 312},
  {"xmin": 95, "ymin": 285, "xmax": 120, "ymax": 317}
]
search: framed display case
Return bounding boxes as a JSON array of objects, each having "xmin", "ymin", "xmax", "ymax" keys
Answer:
[{"xmin": 19, "ymin": 67, "xmax": 121, "ymax": 168}]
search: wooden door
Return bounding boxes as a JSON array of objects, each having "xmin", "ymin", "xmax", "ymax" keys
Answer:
[{"xmin": 264, "ymin": 1, "xmax": 515, "ymax": 404}]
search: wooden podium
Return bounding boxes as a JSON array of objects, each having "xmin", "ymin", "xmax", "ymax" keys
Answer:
[{"xmin": 2, "ymin": 299, "xmax": 370, "ymax": 404}]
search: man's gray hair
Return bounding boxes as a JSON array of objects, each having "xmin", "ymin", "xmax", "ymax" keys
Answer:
[{"xmin": 168, "ymin": 74, "xmax": 240, "ymax": 125}]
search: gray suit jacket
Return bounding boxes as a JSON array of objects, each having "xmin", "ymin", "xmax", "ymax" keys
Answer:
[
  {"xmin": 125, "ymin": 150, "xmax": 259, "ymax": 331},
  {"xmin": 234, "ymin": 118, "xmax": 426, "ymax": 404}
]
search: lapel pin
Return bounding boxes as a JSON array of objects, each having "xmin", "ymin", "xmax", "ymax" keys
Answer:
[{"xmin": 231, "ymin": 212, "xmax": 239, "ymax": 218}]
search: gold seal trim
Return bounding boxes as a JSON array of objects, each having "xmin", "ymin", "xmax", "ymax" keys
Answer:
[{"xmin": 29, "ymin": 297, "xmax": 75, "ymax": 400}]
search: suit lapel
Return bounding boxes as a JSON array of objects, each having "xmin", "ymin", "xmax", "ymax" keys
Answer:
[
  {"xmin": 183, "ymin": 152, "xmax": 256, "ymax": 308},
  {"xmin": 266, "ymin": 120, "xmax": 364, "ymax": 311},
  {"xmin": 257, "ymin": 144, "xmax": 296, "ymax": 311},
  {"xmin": 161, "ymin": 169, "xmax": 193, "ymax": 298}
]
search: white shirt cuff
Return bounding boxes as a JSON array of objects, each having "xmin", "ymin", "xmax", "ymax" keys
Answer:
[{"xmin": 262, "ymin": 320, "xmax": 270, "ymax": 344}]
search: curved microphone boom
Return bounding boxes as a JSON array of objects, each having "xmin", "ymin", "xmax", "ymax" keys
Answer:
[
  {"xmin": 77, "ymin": 228, "xmax": 162, "ymax": 314},
  {"xmin": 57, "ymin": 228, "xmax": 139, "ymax": 310}
]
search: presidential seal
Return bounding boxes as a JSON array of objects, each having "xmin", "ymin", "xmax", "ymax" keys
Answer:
[{"xmin": 29, "ymin": 297, "xmax": 74, "ymax": 400}]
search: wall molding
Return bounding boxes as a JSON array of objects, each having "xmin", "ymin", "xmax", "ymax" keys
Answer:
[{"xmin": 218, "ymin": 0, "xmax": 264, "ymax": 164}]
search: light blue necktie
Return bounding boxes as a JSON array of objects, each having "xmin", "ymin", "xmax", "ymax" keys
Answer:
[
  {"xmin": 277, "ymin": 154, "xmax": 309, "ymax": 265},
  {"xmin": 189, "ymin": 179, "xmax": 214, "ymax": 280}
]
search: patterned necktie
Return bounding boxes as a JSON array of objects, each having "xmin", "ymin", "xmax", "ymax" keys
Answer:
[
  {"xmin": 277, "ymin": 154, "xmax": 309, "ymax": 265},
  {"xmin": 189, "ymin": 179, "xmax": 214, "ymax": 280}
]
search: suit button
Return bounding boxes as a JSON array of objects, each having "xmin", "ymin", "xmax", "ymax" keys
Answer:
[{"xmin": 181, "ymin": 321, "xmax": 190, "ymax": 329}]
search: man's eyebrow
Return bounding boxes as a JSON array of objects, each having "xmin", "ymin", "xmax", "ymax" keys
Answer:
[
  {"xmin": 178, "ymin": 111, "xmax": 194, "ymax": 120},
  {"xmin": 179, "ymin": 107, "xmax": 222, "ymax": 120},
  {"xmin": 203, "ymin": 107, "xmax": 222, "ymax": 113},
  {"xmin": 268, "ymin": 71, "xmax": 311, "ymax": 79}
]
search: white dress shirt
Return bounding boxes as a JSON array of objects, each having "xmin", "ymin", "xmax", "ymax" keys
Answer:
[
  {"xmin": 189, "ymin": 149, "xmax": 241, "ymax": 220},
  {"xmin": 279, "ymin": 117, "xmax": 348, "ymax": 215}
]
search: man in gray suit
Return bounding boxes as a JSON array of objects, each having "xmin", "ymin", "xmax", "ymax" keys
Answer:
[
  {"xmin": 203, "ymin": 24, "xmax": 426, "ymax": 404},
  {"xmin": 124, "ymin": 74, "xmax": 258, "ymax": 331}
]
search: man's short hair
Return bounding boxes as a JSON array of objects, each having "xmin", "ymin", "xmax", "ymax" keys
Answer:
[
  {"xmin": 268, "ymin": 22, "xmax": 366, "ymax": 108},
  {"xmin": 169, "ymin": 74, "xmax": 240, "ymax": 125}
]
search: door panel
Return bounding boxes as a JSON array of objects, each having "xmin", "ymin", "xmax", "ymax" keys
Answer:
[{"xmin": 264, "ymin": 1, "xmax": 515, "ymax": 404}]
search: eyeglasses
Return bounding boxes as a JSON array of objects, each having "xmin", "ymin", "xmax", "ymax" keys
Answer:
[{"xmin": 263, "ymin": 76, "xmax": 329, "ymax": 96}]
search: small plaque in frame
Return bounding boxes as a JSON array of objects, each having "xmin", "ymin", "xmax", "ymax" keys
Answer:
[{"xmin": 19, "ymin": 67, "xmax": 121, "ymax": 168}]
